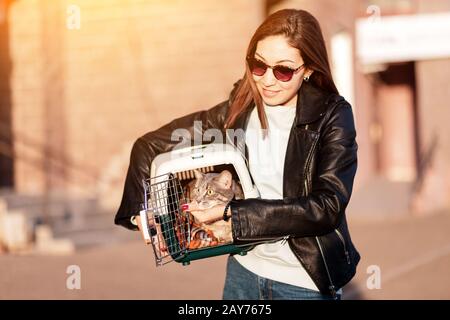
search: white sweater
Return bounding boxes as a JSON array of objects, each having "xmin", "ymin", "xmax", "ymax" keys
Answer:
[{"xmin": 234, "ymin": 102, "xmax": 320, "ymax": 291}]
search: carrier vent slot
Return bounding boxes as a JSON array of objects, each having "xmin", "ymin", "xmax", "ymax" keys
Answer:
[{"xmin": 175, "ymin": 166, "xmax": 215, "ymax": 181}]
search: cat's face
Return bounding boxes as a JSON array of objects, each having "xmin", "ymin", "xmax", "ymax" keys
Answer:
[{"xmin": 188, "ymin": 170, "xmax": 235, "ymax": 210}]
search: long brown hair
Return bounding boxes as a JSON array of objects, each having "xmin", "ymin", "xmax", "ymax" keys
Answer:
[{"xmin": 224, "ymin": 9, "xmax": 338, "ymax": 130}]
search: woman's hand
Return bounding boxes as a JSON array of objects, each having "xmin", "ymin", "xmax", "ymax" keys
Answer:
[
  {"xmin": 134, "ymin": 215, "xmax": 153, "ymax": 244},
  {"xmin": 184, "ymin": 201, "xmax": 229, "ymax": 224},
  {"xmin": 134, "ymin": 215, "xmax": 168, "ymax": 254}
]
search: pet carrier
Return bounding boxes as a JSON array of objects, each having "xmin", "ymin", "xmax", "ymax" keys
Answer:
[{"xmin": 139, "ymin": 143, "xmax": 260, "ymax": 266}]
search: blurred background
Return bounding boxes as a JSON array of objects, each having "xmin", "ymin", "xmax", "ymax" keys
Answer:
[{"xmin": 0, "ymin": 0, "xmax": 449, "ymax": 299}]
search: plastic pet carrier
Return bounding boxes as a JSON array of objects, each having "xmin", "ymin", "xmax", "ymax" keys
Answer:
[{"xmin": 138, "ymin": 143, "xmax": 260, "ymax": 266}]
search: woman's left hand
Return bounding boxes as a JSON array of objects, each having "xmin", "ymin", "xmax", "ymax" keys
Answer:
[{"xmin": 183, "ymin": 201, "xmax": 226, "ymax": 224}]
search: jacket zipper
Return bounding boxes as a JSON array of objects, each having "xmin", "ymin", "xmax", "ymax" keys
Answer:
[
  {"xmin": 335, "ymin": 229, "xmax": 351, "ymax": 264},
  {"xmin": 304, "ymin": 153, "xmax": 338, "ymax": 299},
  {"xmin": 315, "ymin": 236, "xmax": 337, "ymax": 299},
  {"xmin": 280, "ymin": 236, "xmax": 289, "ymax": 245}
]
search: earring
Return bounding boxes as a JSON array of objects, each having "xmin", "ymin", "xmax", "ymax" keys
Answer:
[{"xmin": 304, "ymin": 74, "xmax": 310, "ymax": 82}]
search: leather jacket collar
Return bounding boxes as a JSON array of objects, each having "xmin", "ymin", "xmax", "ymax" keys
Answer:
[{"xmin": 296, "ymin": 81, "xmax": 333, "ymax": 125}]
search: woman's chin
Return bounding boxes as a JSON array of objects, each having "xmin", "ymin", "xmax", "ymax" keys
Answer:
[{"xmin": 262, "ymin": 97, "xmax": 285, "ymax": 106}]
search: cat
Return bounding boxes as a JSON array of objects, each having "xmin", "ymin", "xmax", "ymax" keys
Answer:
[{"xmin": 185, "ymin": 169, "xmax": 244, "ymax": 248}]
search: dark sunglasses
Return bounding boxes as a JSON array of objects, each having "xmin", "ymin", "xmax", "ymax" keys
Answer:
[{"xmin": 247, "ymin": 56, "xmax": 305, "ymax": 82}]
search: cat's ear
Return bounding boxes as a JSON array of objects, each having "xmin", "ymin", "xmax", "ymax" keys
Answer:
[{"xmin": 214, "ymin": 170, "xmax": 232, "ymax": 189}]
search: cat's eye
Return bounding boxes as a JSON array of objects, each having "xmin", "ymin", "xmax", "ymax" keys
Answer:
[{"xmin": 207, "ymin": 188, "xmax": 214, "ymax": 196}]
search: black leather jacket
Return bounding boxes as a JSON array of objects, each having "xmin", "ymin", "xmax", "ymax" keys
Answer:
[{"xmin": 115, "ymin": 80, "xmax": 360, "ymax": 298}]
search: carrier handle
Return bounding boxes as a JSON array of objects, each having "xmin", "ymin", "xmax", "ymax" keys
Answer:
[{"xmin": 139, "ymin": 209, "xmax": 152, "ymax": 245}]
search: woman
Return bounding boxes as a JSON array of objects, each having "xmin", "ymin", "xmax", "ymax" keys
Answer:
[{"xmin": 115, "ymin": 9, "xmax": 360, "ymax": 300}]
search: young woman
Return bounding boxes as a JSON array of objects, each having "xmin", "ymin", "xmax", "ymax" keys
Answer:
[{"xmin": 115, "ymin": 9, "xmax": 360, "ymax": 300}]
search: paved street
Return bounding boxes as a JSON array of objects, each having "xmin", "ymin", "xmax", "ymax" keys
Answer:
[{"xmin": 1, "ymin": 211, "xmax": 449, "ymax": 299}]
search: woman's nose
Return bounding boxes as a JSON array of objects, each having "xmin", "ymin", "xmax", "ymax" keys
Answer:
[{"xmin": 261, "ymin": 68, "xmax": 277, "ymax": 86}]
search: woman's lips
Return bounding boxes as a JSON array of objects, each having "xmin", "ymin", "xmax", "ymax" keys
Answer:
[{"xmin": 262, "ymin": 88, "xmax": 280, "ymax": 98}]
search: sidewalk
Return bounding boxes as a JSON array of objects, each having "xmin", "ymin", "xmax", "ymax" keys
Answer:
[
  {"xmin": 344, "ymin": 210, "xmax": 450, "ymax": 299},
  {"xmin": 0, "ymin": 211, "xmax": 449, "ymax": 299}
]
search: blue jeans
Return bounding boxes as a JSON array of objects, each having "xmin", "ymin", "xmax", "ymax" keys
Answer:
[{"xmin": 222, "ymin": 255, "xmax": 340, "ymax": 300}]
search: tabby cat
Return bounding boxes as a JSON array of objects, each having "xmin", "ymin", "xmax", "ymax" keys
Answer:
[{"xmin": 185, "ymin": 169, "xmax": 244, "ymax": 248}]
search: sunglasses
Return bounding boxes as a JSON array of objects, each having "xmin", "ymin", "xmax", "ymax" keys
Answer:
[{"xmin": 247, "ymin": 56, "xmax": 305, "ymax": 82}]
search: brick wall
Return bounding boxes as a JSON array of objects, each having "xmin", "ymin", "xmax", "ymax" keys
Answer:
[
  {"xmin": 9, "ymin": 0, "xmax": 265, "ymax": 210},
  {"xmin": 0, "ymin": 0, "xmax": 14, "ymax": 187},
  {"xmin": 9, "ymin": 0, "xmax": 47, "ymax": 194}
]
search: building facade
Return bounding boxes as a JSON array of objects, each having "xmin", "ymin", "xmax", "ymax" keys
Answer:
[{"xmin": 0, "ymin": 0, "xmax": 449, "ymax": 222}]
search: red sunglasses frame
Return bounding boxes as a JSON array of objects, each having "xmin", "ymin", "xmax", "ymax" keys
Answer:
[{"xmin": 246, "ymin": 56, "xmax": 305, "ymax": 82}]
